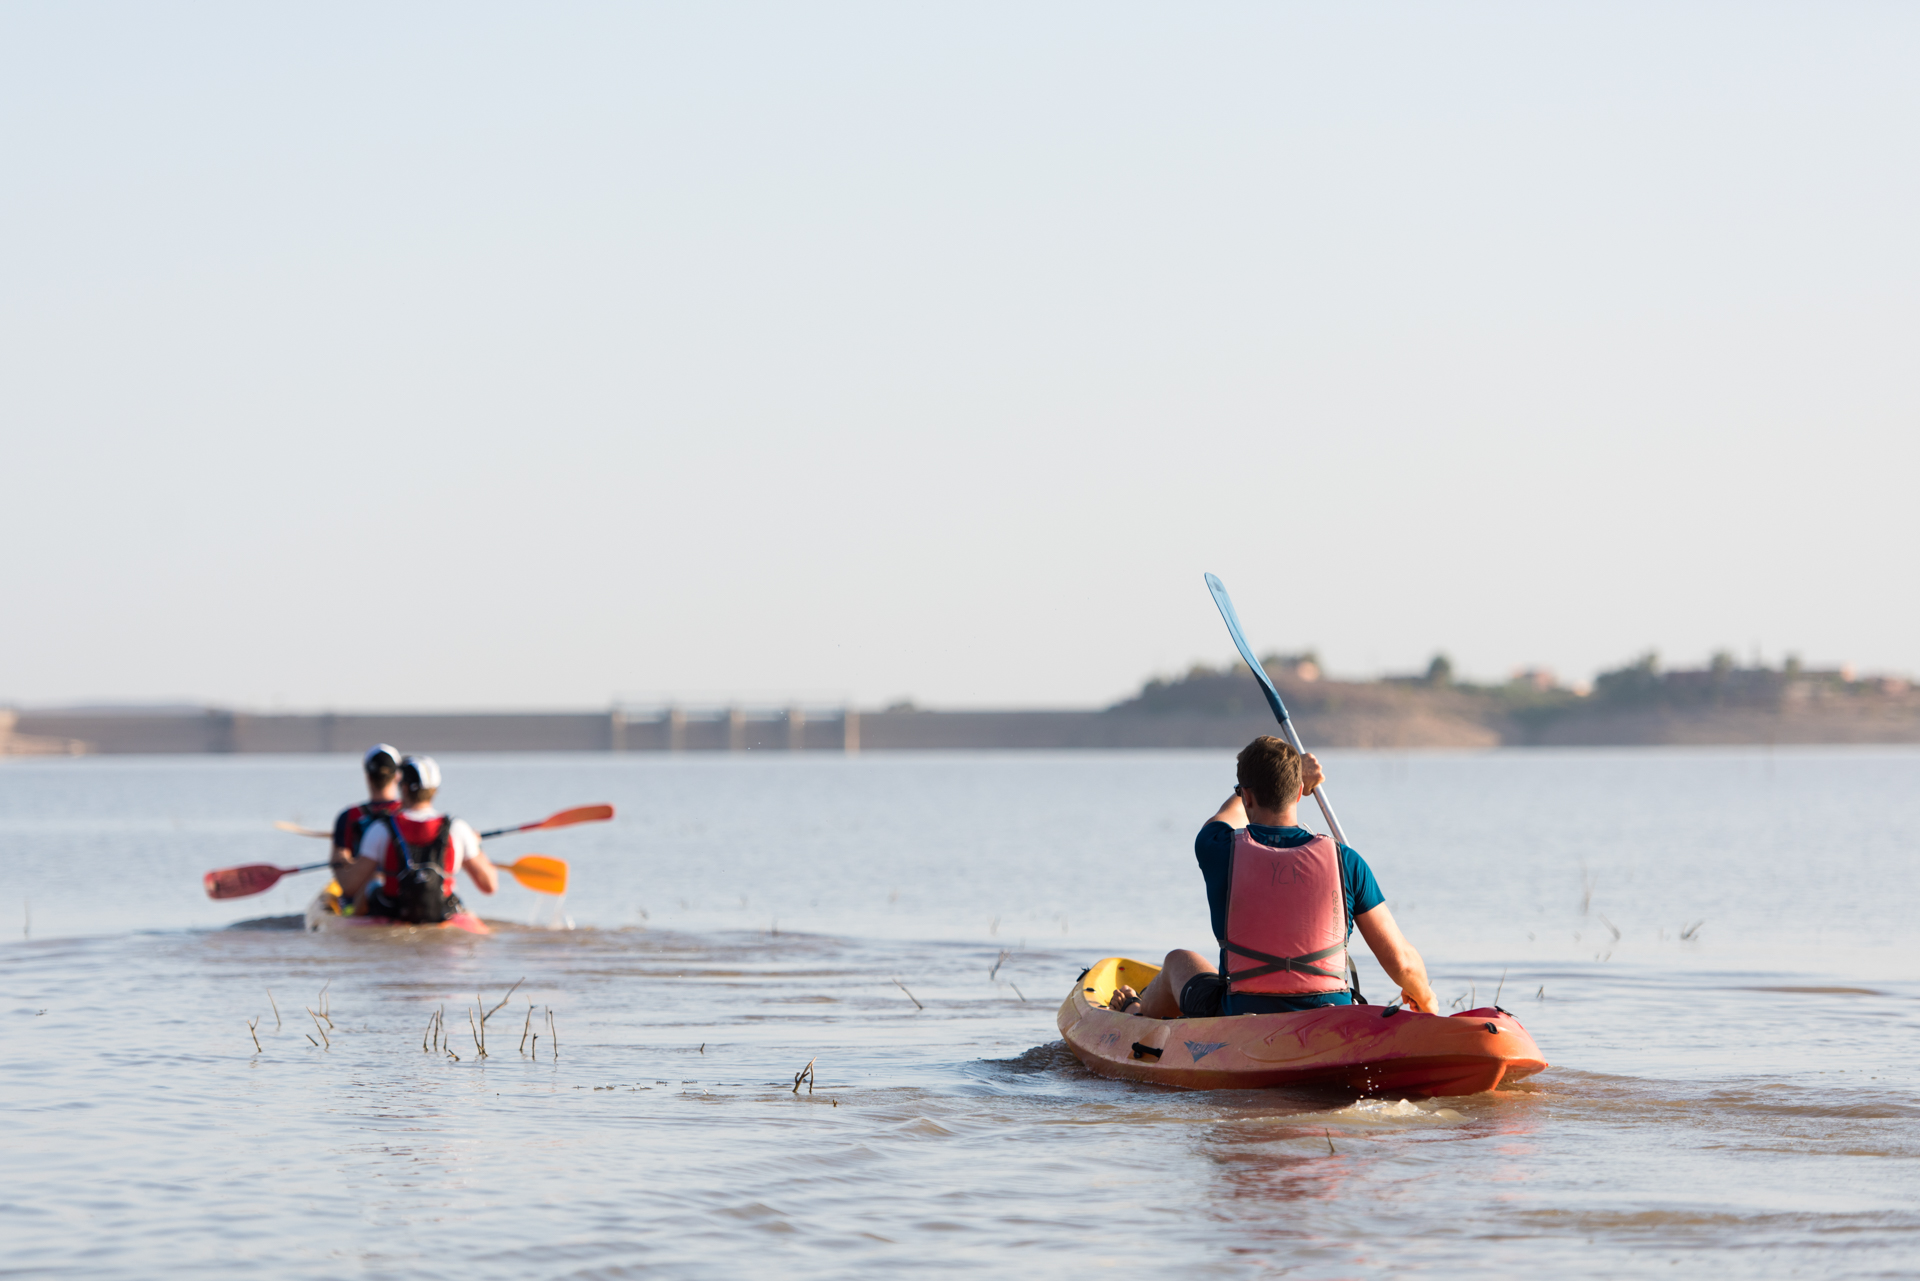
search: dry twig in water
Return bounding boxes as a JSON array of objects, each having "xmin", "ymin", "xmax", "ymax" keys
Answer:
[
  {"xmin": 307, "ymin": 1007, "xmax": 330, "ymax": 1049},
  {"xmin": 793, "ymin": 1057, "xmax": 816, "ymax": 1094},
  {"xmin": 546, "ymin": 1007, "xmax": 558, "ymax": 1059},
  {"xmin": 469, "ymin": 1006, "xmax": 485, "ymax": 1058},
  {"xmin": 520, "ymin": 1004, "xmax": 532, "ymax": 1055},
  {"xmin": 266, "ymin": 988, "xmax": 281, "ymax": 1030},
  {"xmin": 892, "ymin": 978, "xmax": 923, "ymax": 1010},
  {"xmin": 247, "ymin": 1017, "xmax": 261, "ymax": 1053},
  {"xmin": 483, "ymin": 979, "xmax": 524, "ymax": 1025},
  {"xmin": 1324, "ymin": 1128, "xmax": 1336, "ymax": 1155},
  {"xmin": 1009, "ymin": 983, "xmax": 1026, "ymax": 1003},
  {"xmin": 989, "ymin": 949, "xmax": 1010, "ymax": 981}
]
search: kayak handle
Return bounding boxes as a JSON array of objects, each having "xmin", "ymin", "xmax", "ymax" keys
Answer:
[{"xmin": 1130, "ymin": 1042, "xmax": 1164, "ymax": 1061}]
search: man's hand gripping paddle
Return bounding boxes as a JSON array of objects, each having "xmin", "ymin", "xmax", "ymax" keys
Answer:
[
  {"xmin": 204, "ymin": 854, "xmax": 570, "ymax": 900},
  {"xmin": 1205, "ymin": 572, "xmax": 1365, "ymax": 1003}
]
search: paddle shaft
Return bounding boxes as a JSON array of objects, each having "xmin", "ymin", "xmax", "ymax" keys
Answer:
[{"xmin": 1204, "ymin": 573, "xmax": 1347, "ymax": 845}]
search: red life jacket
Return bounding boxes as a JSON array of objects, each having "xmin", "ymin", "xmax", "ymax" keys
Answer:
[
  {"xmin": 379, "ymin": 812, "xmax": 459, "ymax": 894},
  {"xmin": 1221, "ymin": 829, "xmax": 1349, "ymax": 995},
  {"xmin": 333, "ymin": 798, "xmax": 399, "ymax": 853}
]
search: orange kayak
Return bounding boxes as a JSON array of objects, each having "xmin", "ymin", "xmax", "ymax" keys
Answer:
[
  {"xmin": 1060, "ymin": 956, "xmax": 1546, "ymax": 1097},
  {"xmin": 303, "ymin": 891, "xmax": 491, "ymax": 936}
]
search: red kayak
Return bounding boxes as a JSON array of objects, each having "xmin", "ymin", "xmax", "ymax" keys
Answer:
[
  {"xmin": 303, "ymin": 892, "xmax": 491, "ymax": 936},
  {"xmin": 1060, "ymin": 956, "xmax": 1547, "ymax": 1096}
]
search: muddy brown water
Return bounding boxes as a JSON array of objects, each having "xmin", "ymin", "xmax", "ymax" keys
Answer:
[{"xmin": 5, "ymin": 749, "xmax": 1918, "ymax": 1277}]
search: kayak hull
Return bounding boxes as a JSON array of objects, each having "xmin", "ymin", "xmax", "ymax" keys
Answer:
[
  {"xmin": 304, "ymin": 892, "xmax": 491, "ymax": 936},
  {"xmin": 1059, "ymin": 957, "xmax": 1546, "ymax": 1097}
]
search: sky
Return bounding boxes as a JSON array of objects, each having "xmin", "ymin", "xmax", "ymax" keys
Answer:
[{"xmin": 3, "ymin": 3, "xmax": 1917, "ymax": 711}]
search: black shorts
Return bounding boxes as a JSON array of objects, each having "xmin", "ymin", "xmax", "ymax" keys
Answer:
[{"xmin": 1179, "ymin": 972, "xmax": 1230, "ymax": 1018}]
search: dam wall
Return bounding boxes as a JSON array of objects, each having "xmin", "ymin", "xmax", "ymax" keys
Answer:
[{"xmin": 13, "ymin": 701, "xmax": 1920, "ymax": 756}]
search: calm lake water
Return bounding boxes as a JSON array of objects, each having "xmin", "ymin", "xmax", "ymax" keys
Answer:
[{"xmin": 5, "ymin": 748, "xmax": 1919, "ymax": 1277}]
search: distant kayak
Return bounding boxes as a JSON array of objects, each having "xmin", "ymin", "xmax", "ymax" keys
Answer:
[
  {"xmin": 303, "ymin": 890, "xmax": 491, "ymax": 936},
  {"xmin": 1060, "ymin": 957, "xmax": 1546, "ymax": 1097}
]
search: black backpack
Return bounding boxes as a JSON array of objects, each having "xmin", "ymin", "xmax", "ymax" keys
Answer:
[{"xmin": 380, "ymin": 814, "xmax": 456, "ymax": 923}]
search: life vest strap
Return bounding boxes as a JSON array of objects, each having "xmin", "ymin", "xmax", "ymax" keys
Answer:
[{"xmin": 1223, "ymin": 937, "xmax": 1346, "ymax": 983}]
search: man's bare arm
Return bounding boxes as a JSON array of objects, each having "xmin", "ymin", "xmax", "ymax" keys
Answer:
[
  {"xmin": 1354, "ymin": 903, "xmax": 1437, "ymax": 1014},
  {"xmin": 1206, "ymin": 792, "xmax": 1247, "ymax": 827},
  {"xmin": 465, "ymin": 849, "xmax": 499, "ymax": 894}
]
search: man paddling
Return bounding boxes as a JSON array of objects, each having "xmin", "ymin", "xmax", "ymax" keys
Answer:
[
  {"xmin": 328, "ymin": 744, "xmax": 404, "ymax": 883},
  {"xmin": 1108, "ymin": 736, "xmax": 1439, "ymax": 1018},
  {"xmin": 341, "ymin": 755, "xmax": 499, "ymax": 922}
]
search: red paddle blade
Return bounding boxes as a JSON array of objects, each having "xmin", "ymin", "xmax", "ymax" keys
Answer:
[
  {"xmin": 533, "ymin": 804, "xmax": 614, "ymax": 830},
  {"xmin": 204, "ymin": 864, "xmax": 292, "ymax": 900}
]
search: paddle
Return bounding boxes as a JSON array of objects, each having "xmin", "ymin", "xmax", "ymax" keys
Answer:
[
  {"xmin": 274, "ymin": 805, "xmax": 613, "ymax": 841},
  {"xmin": 1205, "ymin": 573, "xmax": 1369, "ymax": 1004},
  {"xmin": 203, "ymin": 855, "xmax": 570, "ymax": 900},
  {"xmin": 477, "ymin": 804, "xmax": 614, "ymax": 840},
  {"xmin": 1204, "ymin": 572, "xmax": 1349, "ymax": 845}
]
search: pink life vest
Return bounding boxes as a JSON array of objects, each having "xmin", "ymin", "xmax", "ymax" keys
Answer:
[{"xmin": 1221, "ymin": 828, "xmax": 1349, "ymax": 995}]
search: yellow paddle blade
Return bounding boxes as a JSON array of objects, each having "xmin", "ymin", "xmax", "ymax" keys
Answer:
[{"xmin": 503, "ymin": 855, "xmax": 568, "ymax": 896}]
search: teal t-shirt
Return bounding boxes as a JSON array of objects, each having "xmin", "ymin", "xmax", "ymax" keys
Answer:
[{"xmin": 1193, "ymin": 821, "xmax": 1386, "ymax": 1014}]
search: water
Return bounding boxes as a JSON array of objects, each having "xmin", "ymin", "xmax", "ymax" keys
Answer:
[{"xmin": 5, "ymin": 748, "xmax": 1919, "ymax": 1277}]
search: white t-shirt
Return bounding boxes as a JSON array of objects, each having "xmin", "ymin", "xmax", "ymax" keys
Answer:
[{"xmin": 357, "ymin": 805, "xmax": 480, "ymax": 876}]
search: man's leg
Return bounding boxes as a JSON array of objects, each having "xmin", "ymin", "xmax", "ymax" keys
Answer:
[{"xmin": 1108, "ymin": 949, "xmax": 1216, "ymax": 1019}]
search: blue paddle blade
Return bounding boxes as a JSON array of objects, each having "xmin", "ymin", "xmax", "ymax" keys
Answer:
[{"xmin": 1204, "ymin": 572, "xmax": 1291, "ymax": 725}]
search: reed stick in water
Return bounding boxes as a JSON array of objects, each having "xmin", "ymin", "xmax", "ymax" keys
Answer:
[
  {"xmin": 520, "ymin": 1004, "xmax": 532, "ymax": 1055},
  {"xmin": 483, "ymin": 979, "xmax": 524, "ymax": 1026},
  {"xmin": 266, "ymin": 988, "xmax": 281, "ymax": 1030},
  {"xmin": 892, "ymin": 978, "xmax": 923, "ymax": 1010},
  {"xmin": 247, "ymin": 1017, "xmax": 261, "ymax": 1053}
]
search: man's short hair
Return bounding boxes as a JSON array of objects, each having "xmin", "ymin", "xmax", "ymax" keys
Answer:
[{"xmin": 1236, "ymin": 736, "xmax": 1303, "ymax": 810}]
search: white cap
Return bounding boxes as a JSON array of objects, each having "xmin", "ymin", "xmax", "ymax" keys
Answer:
[
  {"xmin": 363, "ymin": 743, "xmax": 401, "ymax": 772},
  {"xmin": 400, "ymin": 755, "xmax": 442, "ymax": 792}
]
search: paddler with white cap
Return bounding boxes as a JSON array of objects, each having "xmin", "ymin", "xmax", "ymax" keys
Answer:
[{"xmin": 345, "ymin": 755, "xmax": 499, "ymax": 923}]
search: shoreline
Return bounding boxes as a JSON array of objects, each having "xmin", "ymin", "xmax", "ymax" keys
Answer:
[{"xmin": 12, "ymin": 701, "xmax": 1920, "ymax": 755}]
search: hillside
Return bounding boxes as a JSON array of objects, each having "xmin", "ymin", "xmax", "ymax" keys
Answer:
[{"xmin": 1107, "ymin": 652, "xmax": 1920, "ymax": 747}]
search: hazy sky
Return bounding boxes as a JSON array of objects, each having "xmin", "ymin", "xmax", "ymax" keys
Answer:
[{"xmin": 4, "ymin": 4, "xmax": 1917, "ymax": 710}]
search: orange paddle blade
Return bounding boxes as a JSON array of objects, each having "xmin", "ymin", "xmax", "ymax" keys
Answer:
[
  {"xmin": 275, "ymin": 821, "xmax": 331, "ymax": 838},
  {"xmin": 535, "ymin": 804, "xmax": 613, "ymax": 830},
  {"xmin": 502, "ymin": 855, "xmax": 568, "ymax": 895},
  {"xmin": 205, "ymin": 864, "xmax": 292, "ymax": 900}
]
